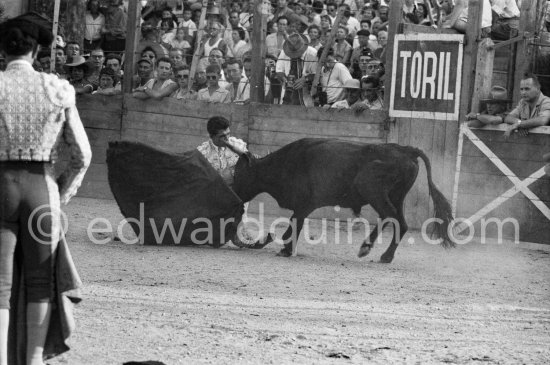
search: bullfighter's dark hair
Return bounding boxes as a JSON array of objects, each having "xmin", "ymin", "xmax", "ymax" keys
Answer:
[{"xmin": 207, "ymin": 116, "xmax": 231, "ymax": 137}]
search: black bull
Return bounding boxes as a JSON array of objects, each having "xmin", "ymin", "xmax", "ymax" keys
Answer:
[{"xmin": 233, "ymin": 138, "xmax": 455, "ymax": 263}]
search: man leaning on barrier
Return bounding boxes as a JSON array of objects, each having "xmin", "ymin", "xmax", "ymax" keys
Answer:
[
  {"xmin": 504, "ymin": 73, "xmax": 550, "ymax": 138},
  {"xmin": 467, "ymin": 85, "xmax": 511, "ymax": 128}
]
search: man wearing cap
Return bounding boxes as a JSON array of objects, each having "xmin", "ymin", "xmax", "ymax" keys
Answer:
[
  {"xmin": 132, "ymin": 57, "xmax": 154, "ymax": 90},
  {"xmin": 329, "ymin": 79, "xmax": 362, "ymax": 109},
  {"xmin": 467, "ymin": 85, "xmax": 511, "ymax": 128},
  {"xmin": 275, "ymin": 32, "xmax": 318, "ymax": 105},
  {"xmin": 350, "ymin": 29, "xmax": 373, "ymax": 71},
  {"xmin": 504, "ymin": 73, "xmax": 550, "ymax": 138},
  {"xmin": 318, "ymin": 46, "xmax": 353, "ymax": 107}
]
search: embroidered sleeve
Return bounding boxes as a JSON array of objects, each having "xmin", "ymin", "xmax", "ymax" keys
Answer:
[{"xmin": 57, "ymin": 105, "xmax": 92, "ymax": 204}]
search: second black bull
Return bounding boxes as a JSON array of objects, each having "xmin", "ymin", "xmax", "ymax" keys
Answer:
[{"xmin": 233, "ymin": 138, "xmax": 455, "ymax": 263}]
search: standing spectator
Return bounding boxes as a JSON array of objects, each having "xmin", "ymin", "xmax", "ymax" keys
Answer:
[
  {"xmin": 350, "ymin": 29, "xmax": 372, "ymax": 70},
  {"xmin": 102, "ymin": 0, "xmax": 127, "ymax": 53},
  {"xmin": 157, "ymin": 8, "xmax": 178, "ymax": 38},
  {"xmin": 0, "ymin": 13, "xmax": 91, "ymax": 365},
  {"xmin": 333, "ymin": 26, "xmax": 352, "ymax": 66},
  {"xmin": 374, "ymin": 30, "xmax": 388, "ymax": 61},
  {"xmin": 65, "ymin": 55, "xmax": 94, "ymax": 94},
  {"xmin": 311, "ymin": 1, "xmax": 324, "ymax": 26},
  {"xmin": 193, "ymin": 64, "xmax": 208, "ymax": 92},
  {"xmin": 171, "ymin": 65, "xmax": 197, "ymax": 100},
  {"xmin": 330, "ymin": 78, "xmax": 362, "ymax": 109},
  {"xmin": 132, "ymin": 58, "xmax": 154, "ymax": 90},
  {"xmin": 504, "ymin": 73, "xmax": 550, "ymax": 137},
  {"xmin": 226, "ymin": 58, "xmax": 250, "ymax": 104},
  {"xmin": 224, "ymin": 10, "xmax": 250, "ymax": 53},
  {"xmin": 275, "ymin": 33, "xmax": 318, "ymax": 105},
  {"xmin": 132, "ymin": 57, "xmax": 178, "ymax": 100},
  {"xmin": 202, "ymin": 22, "xmax": 228, "ymax": 59},
  {"xmin": 84, "ymin": 0, "xmax": 105, "ymax": 52},
  {"xmin": 340, "ymin": 5, "xmax": 361, "ymax": 39},
  {"xmin": 197, "ymin": 64, "xmax": 231, "ymax": 103},
  {"xmin": 326, "ymin": 2, "xmax": 338, "ymax": 24},
  {"xmin": 467, "ymin": 85, "xmax": 511, "ymax": 128},
  {"xmin": 352, "ymin": 75, "xmax": 384, "ymax": 111},
  {"xmin": 319, "ymin": 14, "xmax": 333, "ymax": 46},
  {"xmin": 491, "ymin": 0, "xmax": 520, "ymax": 40},
  {"xmin": 179, "ymin": 6, "xmax": 197, "ymax": 38},
  {"xmin": 318, "ymin": 46, "xmax": 353, "ymax": 106},
  {"xmin": 266, "ymin": 16, "xmax": 289, "ymax": 58},
  {"xmin": 168, "ymin": 28, "xmax": 192, "ymax": 55},
  {"xmin": 197, "ymin": 48, "xmax": 229, "ymax": 87}
]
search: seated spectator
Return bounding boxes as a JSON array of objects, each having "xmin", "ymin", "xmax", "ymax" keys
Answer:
[
  {"xmin": 266, "ymin": 16, "xmax": 290, "ymax": 58},
  {"xmin": 226, "ymin": 58, "xmax": 250, "ymax": 104},
  {"xmin": 171, "ymin": 65, "xmax": 197, "ymax": 100},
  {"xmin": 352, "ymin": 75, "xmax": 384, "ymax": 111},
  {"xmin": 467, "ymin": 86, "xmax": 511, "ymax": 128},
  {"xmin": 318, "ymin": 46, "xmax": 353, "ymax": 107},
  {"xmin": 64, "ymin": 55, "xmax": 94, "ymax": 95},
  {"xmin": 276, "ymin": 33, "xmax": 318, "ymax": 106},
  {"xmin": 504, "ymin": 73, "xmax": 550, "ymax": 137},
  {"xmin": 193, "ymin": 65, "xmax": 208, "ymax": 92},
  {"xmin": 132, "ymin": 57, "xmax": 178, "ymax": 100},
  {"xmin": 491, "ymin": 0, "xmax": 520, "ymax": 40},
  {"xmin": 198, "ymin": 47, "xmax": 230, "ymax": 88},
  {"xmin": 37, "ymin": 51, "xmax": 53, "ymax": 74},
  {"xmin": 443, "ymin": 0, "xmax": 492, "ymax": 37},
  {"xmin": 402, "ymin": 0, "xmax": 419, "ymax": 24},
  {"xmin": 333, "ymin": 26, "xmax": 352, "ymax": 66},
  {"xmin": 416, "ymin": 2, "xmax": 432, "ymax": 26},
  {"xmin": 330, "ymin": 79, "xmax": 362, "ymax": 109},
  {"xmin": 105, "ymin": 53, "xmax": 123, "ymax": 78},
  {"xmin": 93, "ymin": 67, "xmax": 121, "ymax": 95},
  {"xmin": 65, "ymin": 41, "xmax": 81, "ymax": 63},
  {"xmin": 132, "ymin": 57, "xmax": 154, "ymax": 90},
  {"xmin": 168, "ymin": 28, "xmax": 192, "ymax": 53},
  {"xmin": 197, "ymin": 64, "xmax": 231, "ymax": 103},
  {"xmin": 54, "ymin": 46, "xmax": 68, "ymax": 78},
  {"xmin": 229, "ymin": 28, "xmax": 250, "ymax": 61},
  {"xmin": 169, "ymin": 48, "xmax": 187, "ymax": 69},
  {"xmin": 307, "ymin": 25, "xmax": 323, "ymax": 50}
]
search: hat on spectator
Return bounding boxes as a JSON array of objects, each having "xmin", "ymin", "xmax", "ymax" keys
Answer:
[
  {"xmin": 283, "ymin": 33, "xmax": 309, "ymax": 58},
  {"xmin": 137, "ymin": 57, "xmax": 153, "ymax": 66},
  {"xmin": 480, "ymin": 86, "xmax": 511, "ymax": 103},
  {"xmin": 343, "ymin": 79, "xmax": 360, "ymax": 89},
  {"xmin": 64, "ymin": 55, "xmax": 91, "ymax": 71}
]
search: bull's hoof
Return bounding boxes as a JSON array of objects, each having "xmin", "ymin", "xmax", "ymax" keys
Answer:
[
  {"xmin": 357, "ymin": 243, "xmax": 373, "ymax": 258},
  {"xmin": 379, "ymin": 253, "xmax": 394, "ymax": 263},
  {"xmin": 248, "ymin": 233, "xmax": 274, "ymax": 249},
  {"xmin": 276, "ymin": 249, "xmax": 292, "ymax": 257}
]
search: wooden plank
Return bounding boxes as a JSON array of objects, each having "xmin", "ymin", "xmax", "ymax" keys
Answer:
[
  {"xmin": 431, "ymin": 119, "xmax": 447, "ymax": 217},
  {"xmin": 248, "ymin": 130, "xmax": 386, "ymax": 147},
  {"xmin": 188, "ymin": 0, "xmax": 209, "ymax": 89},
  {"xmin": 49, "ymin": 0, "xmax": 61, "ymax": 73},
  {"xmin": 121, "ymin": 129, "xmax": 205, "ymax": 152},
  {"xmin": 402, "ymin": 23, "xmax": 460, "ymax": 35},
  {"xmin": 249, "ymin": 116, "xmax": 385, "ymax": 139},
  {"xmin": 250, "ymin": 0, "xmax": 268, "ymax": 102},
  {"xmin": 77, "ymin": 95, "xmax": 124, "ymax": 112},
  {"xmin": 122, "ymin": 0, "xmax": 141, "ymax": 93},
  {"xmin": 469, "ymin": 124, "xmax": 550, "ymax": 135},
  {"xmin": 80, "ymin": 110, "xmax": 122, "ymax": 131},
  {"xmin": 460, "ymin": 155, "xmax": 549, "ymax": 179},
  {"xmin": 471, "ymin": 38, "xmax": 495, "ymax": 113},
  {"xmin": 384, "ymin": 0, "xmax": 403, "ymax": 110},
  {"xmin": 249, "ymin": 103, "xmax": 387, "ymax": 124},
  {"xmin": 512, "ymin": 0, "xmax": 538, "ymax": 103},
  {"xmin": 461, "ymin": 139, "xmax": 550, "ymax": 161}
]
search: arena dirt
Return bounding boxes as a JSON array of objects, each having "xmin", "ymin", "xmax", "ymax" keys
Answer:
[{"xmin": 48, "ymin": 198, "xmax": 550, "ymax": 365}]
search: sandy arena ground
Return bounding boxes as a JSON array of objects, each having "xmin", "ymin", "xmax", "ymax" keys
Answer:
[{"xmin": 47, "ymin": 197, "xmax": 550, "ymax": 365}]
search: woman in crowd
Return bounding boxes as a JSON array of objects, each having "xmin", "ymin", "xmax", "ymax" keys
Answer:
[
  {"xmin": 307, "ymin": 24, "xmax": 323, "ymax": 50},
  {"xmin": 0, "ymin": 12, "xmax": 91, "ymax": 365}
]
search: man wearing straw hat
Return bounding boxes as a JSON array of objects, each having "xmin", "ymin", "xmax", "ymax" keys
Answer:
[
  {"xmin": 466, "ymin": 85, "xmax": 511, "ymax": 128},
  {"xmin": 275, "ymin": 32, "xmax": 317, "ymax": 106}
]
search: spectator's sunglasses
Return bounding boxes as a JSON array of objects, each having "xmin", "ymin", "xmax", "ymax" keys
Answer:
[
  {"xmin": 206, "ymin": 75, "xmax": 219, "ymax": 80},
  {"xmin": 176, "ymin": 74, "xmax": 189, "ymax": 79}
]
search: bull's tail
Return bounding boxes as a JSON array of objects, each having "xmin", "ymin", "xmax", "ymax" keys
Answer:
[{"xmin": 408, "ymin": 147, "xmax": 455, "ymax": 248}]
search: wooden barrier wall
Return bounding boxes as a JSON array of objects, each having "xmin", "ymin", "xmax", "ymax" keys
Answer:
[{"xmin": 455, "ymin": 125, "xmax": 550, "ymax": 243}]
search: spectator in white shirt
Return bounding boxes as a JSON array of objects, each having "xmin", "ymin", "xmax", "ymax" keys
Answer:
[
  {"xmin": 318, "ymin": 46, "xmax": 353, "ymax": 106},
  {"xmin": 84, "ymin": 0, "xmax": 105, "ymax": 52}
]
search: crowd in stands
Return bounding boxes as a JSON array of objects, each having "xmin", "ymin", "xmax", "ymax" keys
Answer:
[{"xmin": 0, "ymin": 0, "xmax": 528, "ymax": 110}]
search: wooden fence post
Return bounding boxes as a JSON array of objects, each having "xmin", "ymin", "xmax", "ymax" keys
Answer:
[
  {"xmin": 250, "ymin": 0, "xmax": 269, "ymax": 103},
  {"xmin": 63, "ymin": 0, "xmax": 86, "ymax": 48},
  {"xmin": 512, "ymin": 0, "xmax": 539, "ymax": 103},
  {"xmin": 122, "ymin": 0, "xmax": 140, "ymax": 94},
  {"xmin": 384, "ymin": 0, "xmax": 403, "ymax": 143},
  {"xmin": 471, "ymin": 37, "xmax": 495, "ymax": 113}
]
